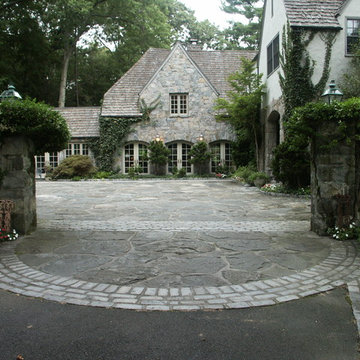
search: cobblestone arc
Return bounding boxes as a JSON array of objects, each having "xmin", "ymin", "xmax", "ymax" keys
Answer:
[{"xmin": 0, "ymin": 237, "xmax": 359, "ymax": 311}]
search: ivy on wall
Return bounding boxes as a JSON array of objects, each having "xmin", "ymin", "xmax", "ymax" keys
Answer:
[
  {"xmin": 271, "ymin": 23, "xmax": 336, "ymax": 188},
  {"xmin": 91, "ymin": 98, "xmax": 160, "ymax": 172},
  {"xmin": 279, "ymin": 23, "xmax": 336, "ymax": 123},
  {"xmin": 90, "ymin": 116, "xmax": 140, "ymax": 172}
]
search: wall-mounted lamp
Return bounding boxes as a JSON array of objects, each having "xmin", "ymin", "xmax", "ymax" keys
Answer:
[{"xmin": 197, "ymin": 134, "xmax": 204, "ymax": 142}]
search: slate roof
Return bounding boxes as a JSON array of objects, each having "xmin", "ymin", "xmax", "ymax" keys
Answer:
[
  {"xmin": 101, "ymin": 45, "xmax": 256, "ymax": 117},
  {"xmin": 284, "ymin": 0, "xmax": 345, "ymax": 28},
  {"xmin": 55, "ymin": 107, "xmax": 100, "ymax": 138}
]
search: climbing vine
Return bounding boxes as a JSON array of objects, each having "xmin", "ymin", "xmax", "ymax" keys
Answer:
[
  {"xmin": 90, "ymin": 98, "xmax": 160, "ymax": 172},
  {"xmin": 90, "ymin": 117, "xmax": 139, "ymax": 172},
  {"xmin": 279, "ymin": 23, "xmax": 336, "ymax": 123},
  {"xmin": 272, "ymin": 23, "xmax": 336, "ymax": 188}
]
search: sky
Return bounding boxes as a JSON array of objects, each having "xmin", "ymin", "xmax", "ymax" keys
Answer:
[{"xmin": 178, "ymin": 0, "xmax": 239, "ymax": 29}]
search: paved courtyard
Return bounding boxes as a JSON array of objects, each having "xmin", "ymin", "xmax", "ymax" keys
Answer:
[{"xmin": 0, "ymin": 179, "xmax": 360, "ymax": 313}]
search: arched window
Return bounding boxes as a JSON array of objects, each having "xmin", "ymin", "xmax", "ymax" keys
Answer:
[
  {"xmin": 123, "ymin": 142, "xmax": 149, "ymax": 174},
  {"xmin": 210, "ymin": 141, "xmax": 232, "ymax": 173},
  {"xmin": 166, "ymin": 141, "xmax": 192, "ymax": 174}
]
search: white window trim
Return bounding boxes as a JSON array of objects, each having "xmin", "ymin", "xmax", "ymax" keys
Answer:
[
  {"xmin": 346, "ymin": 17, "xmax": 360, "ymax": 56},
  {"xmin": 170, "ymin": 93, "xmax": 189, "ymax": 116}
]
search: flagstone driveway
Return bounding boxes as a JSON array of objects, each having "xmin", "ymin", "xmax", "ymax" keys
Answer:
[{"xmin": 0, "ymin": 179, "xmax": 359, "ymax": 312}]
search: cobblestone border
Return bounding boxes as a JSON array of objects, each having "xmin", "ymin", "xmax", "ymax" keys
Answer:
[{"xmin": 0, "ymin": 238, "xmax": 359, "ymax": 313}]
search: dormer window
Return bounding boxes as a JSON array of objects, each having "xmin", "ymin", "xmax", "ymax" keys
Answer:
[
  {"xmin": 170, "ymin": 93, "xmax": 188, "ymax": 115},
  {"xmin": 346, "ymin": 18, "xmax": 360, "ymax": 55}
]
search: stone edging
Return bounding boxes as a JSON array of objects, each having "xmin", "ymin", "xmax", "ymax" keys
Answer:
[{"xmin": 1, "ymin": 239, "xmax": 359, "ymax": 314}]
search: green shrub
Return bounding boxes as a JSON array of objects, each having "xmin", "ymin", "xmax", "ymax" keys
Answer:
[
  {"xmin": 233, "ymin": 165, "xmax": 257, "ymax": 184},
  {"xmin": 128, "ymin": 165, "xmax": 142, "ymax": 179},
  {"xmin": 0, "ymin": 98, "xmax": 70, "ymax": 153},
  {"xmin": 92, "ymin": 171, "xmax": 112, "ymax": 179},
  {"xmin": 53, "ymin": 155, "xmax": 96, "ymax": 179},
  {"xmin": 271, "ymin": 137, "xmax": 310, "ymax": 189},
  {"xmin": 177, "ymin": 168, "xmax": 187, "ymax": 178},
  {"xmin": 215, "ymin": 164, "xmax": 232, "ymax": 175},
  {"xmin": 249, "ymin": 171, "xmax": 270, "ymax": 185}
]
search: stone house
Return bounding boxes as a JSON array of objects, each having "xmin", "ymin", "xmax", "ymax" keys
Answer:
[
  {"xmin": 258, "ymin": 0, "xmax": 360, "ymax": 173},
  {"xmin": 35, "ymin": 43, "xmax": 256, "ymax": 176}
]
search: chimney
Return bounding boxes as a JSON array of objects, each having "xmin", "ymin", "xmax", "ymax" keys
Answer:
[{"xmin": 187, "ymin": 39, "xmax": 203, "ymax": 51}]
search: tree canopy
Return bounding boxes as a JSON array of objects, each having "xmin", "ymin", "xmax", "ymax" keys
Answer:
[
  {"xmin": 0, "ymin": 0, "xmax": 261, "ymax": 107},
  {"xmin": 215, "ymin": 58, "xmax": 265, "ymax": 168},
  {"xmin": 221, "ymin": 0, "xmax": 263, "ymax": 49}
]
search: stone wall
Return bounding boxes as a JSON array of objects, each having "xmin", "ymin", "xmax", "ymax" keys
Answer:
[
  {"xmin": 0, "ymin": 136, "xmax": 36, "ymax": 234},
  {"xmin": 127, "ymin": 46, "xmax": 235, "ymax": 145},
  {"xmin": 311, "ymin": 122, "xmax": 359, "ymax": 235}
]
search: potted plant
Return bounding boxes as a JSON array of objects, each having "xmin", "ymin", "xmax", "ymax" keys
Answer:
[{"xmin": 249, "ymin": 171, "xmax": 270, "ymax": 188}]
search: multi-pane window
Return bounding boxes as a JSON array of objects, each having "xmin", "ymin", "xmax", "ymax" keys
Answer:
[
  {"xmin": 66, "ymin": 143, "xmax": 90, "ymax": 157},
  {"xmin": 267, "ymin": 34, "xmax": 279, "ymax": 75},
  {"xmin": 124, "ymin": 143, "xmax": 134, "ymax": 173},
  {"xmin": 36, "ymin": 155, "xmax": 45, "ymax": 175},
  {"xmin": 73, "ymin": 143, "xmax": 80, "ymax": 155},
  {"xmin": 167, "ymin": 142, "xmax": 192, "ymax": 174},
  {"xmin": 124, "ymin": 143, "xmax": 148, "ymax": 174},
  {"xmin": 210, "ymin": 142, "xmax": 232, "ymax": 173},
  {"xmin": 66, "ymin": 143, "xmax": 72, "ymax": 158},
  {"xmin": 82, "ymin": 144, "xmax": 89, "ymax": 155},
  {"xmin": 167, "ymin": 143, "xmax": 178, "ymax": 174},
  {"xmin": 346, "ymin": 18, "xmax": 360, "ymax": 55},
  {"xmin": 181, "ymin": 143, "xmax": 192, "ymax": 173},
  {"xmin": 210, "ymin": 143, "xmax": 221, "ymax": 173},
  {"xmin": 138, "ymin": 144, "xmax": 148, "ymax": 174},
  {"xmin": 170, "ymin": 94, "xmax": 188, "ymax": 115},
  {"xmin": 49, "ymin": 152, "xmax": 58, "ymax": 168}
]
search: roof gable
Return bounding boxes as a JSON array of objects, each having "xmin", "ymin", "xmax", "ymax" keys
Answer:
[
  {"xmin": 140, "ymin": 43, "xmax": 219, "ymax": 98},
  {"xmin": 101, "ymin": 45, "xmax": 256, "ymax": 117},
  {"xmin": 284, "ymin": 0, "xmax": 345, "ymax": 29}
]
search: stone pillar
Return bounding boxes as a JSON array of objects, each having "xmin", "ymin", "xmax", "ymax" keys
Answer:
[
  {"xmin": 0, "ymin": 136, "xmax": 36, "ymax": 234},
  {"xmin": 310, "ymin": 123, "xmax": 357, "ymax": 235}
]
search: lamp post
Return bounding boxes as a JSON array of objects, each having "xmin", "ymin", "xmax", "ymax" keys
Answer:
[
  {"xmin": 0, "ymin": 85, "xmax": 22, "ymax": 102},
  {"xmin": 321, "ymin": 80, "xmax": 343, "ymax": 104}
]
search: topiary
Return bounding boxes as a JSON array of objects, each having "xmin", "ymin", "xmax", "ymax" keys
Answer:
[{"xmin": 52, "ymin": 155, "xmax": 96, "ymax": 179}]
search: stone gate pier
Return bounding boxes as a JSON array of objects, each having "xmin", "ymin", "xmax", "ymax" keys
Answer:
[{"xmin": 0, "ymin": 136, "xmax": 36, "ymax": 234}]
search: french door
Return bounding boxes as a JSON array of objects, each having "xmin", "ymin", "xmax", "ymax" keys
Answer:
[
  {"xmin": 123, "ymin": 143, "xmax": 149, "ymax": 174},
  {"xmin": 167, "ymin": 142, "xmax": 192, "ymax": 174}
]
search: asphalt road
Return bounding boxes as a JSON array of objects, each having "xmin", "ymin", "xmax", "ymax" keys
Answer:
[{"xmin": 0, "ymin": 287, "xmax": 358, "ymax": 360}]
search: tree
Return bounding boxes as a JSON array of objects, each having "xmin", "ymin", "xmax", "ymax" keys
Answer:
[
  {"xmin": 188, "ymin": 141, "xmax": 211, "ymax": 175},
  {"xmin": 340, "ymin": 46, "xmax": 360, "ymax": 98},
  {"xmin": 0, "ymin": 0, "xmax": 58, "ymax": 103},
  {"xmin": 215, "ymin": 58, "xmax": 265, "ymax": 168},
  {"xmin": 221, "ymin": 0, "xmax": 263, "ymax": 49},
  {"xmin": 147, "ymin": 140, "xmax": 170, "ymax": 175}
]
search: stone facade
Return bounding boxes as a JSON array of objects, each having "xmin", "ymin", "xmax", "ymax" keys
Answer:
[
  {"xmin": 133, "ymin": 45, "xmax": 233, "ymax": 145},
  {"xmin": 36, "ymin": 44, "xmax": 256, "ymax": 176},
  {"xmin": 310, "ymin": 122, "xmax": 359, "ymax": 235},
  {"xmin": 0, "ymin": 136, "xmax": 36, "ymax": 234},
  {"xmin": 258, "ymin": 0, "xmax": 360, "ymax": 173}
]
